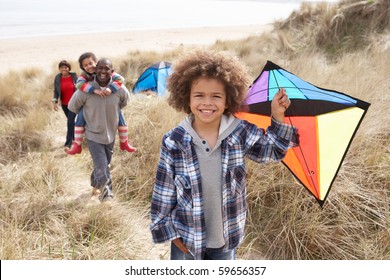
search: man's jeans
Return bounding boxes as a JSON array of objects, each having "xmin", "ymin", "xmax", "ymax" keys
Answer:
[
  {"xmin": 87, "ymin": 139, "xmax": 115, "ymax": 201},
  {"xmin": 170, "ymin": 242, "xmax": 236, "ymax": 260}
]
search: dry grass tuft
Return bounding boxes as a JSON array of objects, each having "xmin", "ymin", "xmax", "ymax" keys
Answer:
[{"xmin": 0, "ymin": 108, "xmax": 51, "ymax": 164}]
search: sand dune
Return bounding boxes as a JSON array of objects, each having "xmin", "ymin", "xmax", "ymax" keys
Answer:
[{"xmin": 0, "ymin": 24, "xmax": 271, "ymax": 75}]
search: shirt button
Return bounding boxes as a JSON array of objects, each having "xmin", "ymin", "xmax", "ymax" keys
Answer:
[
  {"xmin": 206, "ymin": 148, "xmax": 210, "ymax": 152},
  {"xmin": 202, "ymin": 140, "xmax": 206, "ymax": 144}
]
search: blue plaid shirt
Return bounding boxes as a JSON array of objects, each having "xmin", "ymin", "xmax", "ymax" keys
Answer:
[{"xmin": 150, "ymin": 117, "xmax": 299, "ymax": 260}]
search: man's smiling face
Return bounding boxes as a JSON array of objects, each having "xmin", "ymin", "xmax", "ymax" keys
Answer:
[{"xmin": 96, "ymin": 59, "xmax": 113, "ymax": 86}]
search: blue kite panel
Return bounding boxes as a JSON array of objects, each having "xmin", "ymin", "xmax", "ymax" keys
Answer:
[{"xmin": 278, "ymin": 69, "xmax": 358, "ymax": 105}]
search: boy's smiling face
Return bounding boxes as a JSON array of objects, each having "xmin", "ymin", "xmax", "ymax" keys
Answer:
[{"xmin": 190, "ymin": 77, "xmax": 227, "ymax": 128}]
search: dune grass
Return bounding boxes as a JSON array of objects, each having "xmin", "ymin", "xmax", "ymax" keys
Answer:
[
  {"xmin": 0, "ymin": 0, "xmax": 389, "ymax": 260},
  {"xmin": 275, "ymin": 0, "xmax": 390, "ymax": 56}
]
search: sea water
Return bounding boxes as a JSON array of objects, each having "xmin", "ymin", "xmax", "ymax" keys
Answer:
[{"xmin": 0, "ymin": 0, "xmax": 338, "ymax": 39}]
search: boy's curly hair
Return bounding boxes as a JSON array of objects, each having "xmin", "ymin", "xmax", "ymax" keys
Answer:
[{"xmin": 167, "ymin": 48, "xmax": 251, "ymax": 115}]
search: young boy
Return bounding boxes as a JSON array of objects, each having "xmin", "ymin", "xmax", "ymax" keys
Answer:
[
  {"xmin": 150, "ymin": 49, "xmax": 299, "ymax": 260},
  {"xmin": 66, "ymin": 52, "xmax": 136, "ymax": 155}
]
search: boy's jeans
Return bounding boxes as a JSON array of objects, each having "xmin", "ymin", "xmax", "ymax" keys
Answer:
[{"xmin": 170, "ymin": 242, "xmax": 236, "ymax": 260}]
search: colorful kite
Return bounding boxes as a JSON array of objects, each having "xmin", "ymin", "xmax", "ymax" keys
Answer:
[{"xmin": 236, "ymin": 61, "xmax": 370, "ymax": 207}]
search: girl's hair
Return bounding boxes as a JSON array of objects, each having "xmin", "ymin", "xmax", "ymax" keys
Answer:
[
  {"xmin": 78, "ymin": 52, "xmax": 97, "ymax": 72},
  {"xmin": 58, "ymin": 60, "xmax": 71, "ymax": 70},
  {"xmin": 167, "ymin": 48, "xmax": 251, "ymax": 115}
]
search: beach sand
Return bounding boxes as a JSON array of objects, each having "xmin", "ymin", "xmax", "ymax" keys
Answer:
[{"xmin": 0, "ymin": 24, "xmax": 271, "ymax": 75}]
